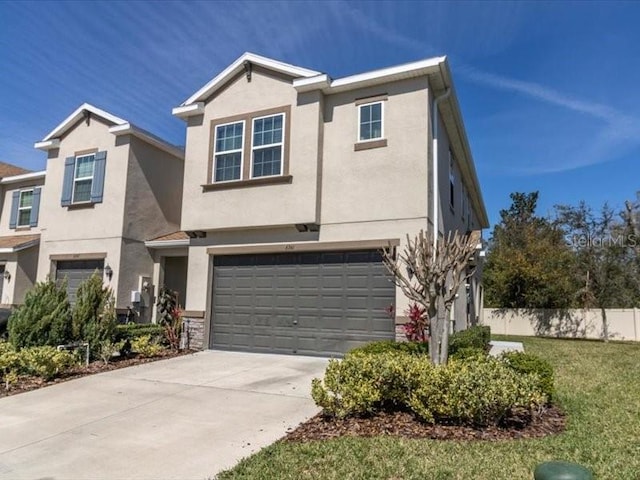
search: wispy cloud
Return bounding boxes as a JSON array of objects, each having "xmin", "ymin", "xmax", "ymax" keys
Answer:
[{"xmin": 459, "ymin": 65, "xmax": 640, "ymax": 173}]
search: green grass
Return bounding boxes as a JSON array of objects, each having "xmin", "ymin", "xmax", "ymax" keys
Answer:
[{"xmin": 217, "ymin": 336, "xmax": 640, "ymax": 479}]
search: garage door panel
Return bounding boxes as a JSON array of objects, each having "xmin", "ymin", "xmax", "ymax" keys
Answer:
[
  {"xmin": 55, "ymin": 260, "xmax": 104, "ymax": 304},
  {"xmin": 211, "ymin": 249, "xmax": 395, "ymax": 355}
]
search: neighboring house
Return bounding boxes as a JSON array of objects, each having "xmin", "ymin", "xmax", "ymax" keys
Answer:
[
  {"xmin": 0, "ymin": 163, "xmax": 44, "ymax": 307},
  {"xmin": 34, "ymin": 103, "xmax": 184, "ymax": 322},
  {"xmin": 153, "ymin": 52, "xmax": 489, "ymax": 355}
]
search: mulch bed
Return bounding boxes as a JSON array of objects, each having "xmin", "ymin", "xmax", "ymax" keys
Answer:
[
  {"xmin": 285, "ymin": 406, "xmax": 566, "ymax": 442},
  {"xmin": 0, "ymin": 349, "xmax": 194, "ymax": 398}
]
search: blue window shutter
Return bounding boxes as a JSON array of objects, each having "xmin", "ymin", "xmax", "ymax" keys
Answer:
[
  {"xmin": 30, "ymin": 187, "xmax": 42, "ymax": 227},
  {"xmin": 61, "ymin": 156, "xmax": 75, "ymax": 206},
  {"xmin": 90, "ymin": 151, "xmax": 107, "ymax": 203},
  {"xmin": 9, "ymin": 191, "xmax": 20, "ymax": 229}
]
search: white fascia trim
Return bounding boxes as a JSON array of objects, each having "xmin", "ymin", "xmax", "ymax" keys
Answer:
[
  {"xmin": 109, "ymin": 124, "xmax": 185, "ymax": 159},
  {"xmin": 41, "ymin": 103, "xmax": 127, "ymax": 142},
  {"xmin": 293, "ymin": 74, "xmax": 331, "ymax": 93},
  {"xmin": 34, "ymin": 139, "xmax": 60, "ymax": 151},
  {"xmin": 172, "ymin": 103, "xmax": 205, "ymax": 118},
  {"xmin": 144, "ymin": 239, "xmax": 190, "ymax": 248},
  {"xmin": 327, "ymin": 56, "xmax": 446, "ymax": 93},
  {"xmin": 0, "ymin": 171, "xmax": 46, "ymax": 184},
  {"xmin": 179, "ymin": 52, "xmax": 322, "ymax": 107},
  {"xmin": 0, "ymin": 239, "xmax": 40, "ymax": 254}
]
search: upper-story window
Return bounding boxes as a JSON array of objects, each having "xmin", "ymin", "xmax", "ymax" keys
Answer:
[
  {"xmin": 214, "ymin": 121, "xmax": 244, "ymax": 182},
  {"xmin": 208, "ymin": 106, "xmax": 290, "ymax": 186},
  {"xmin": 358, "ymin": 101, "xmax": 383, "ymax": 142},
  {"xmin": 17, "ymin": 190, "xmax": 34, "ymax": 227},
  {"xmin": 252, "ymin": 114, "xmax": 284, "ymax": 178},
  {"xmin": 61, "ymin": 151, "xmax": 107, "ymax": 207},
  {"xmin": 73, "ymin": 154, "xmax": 95, "ymax": 203},
  {"xmin": 9, "ymin": 187, "xmax": 41, "ymax": 229}
]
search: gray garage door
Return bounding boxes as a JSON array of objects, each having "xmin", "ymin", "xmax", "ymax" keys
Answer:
[
  {"xmin": 211, "ymin": 250, "xmax": 395, "ymax": 356},
  {"xmin": 55, "ymin": 260, "xmax": 104, "ymax": 304}
]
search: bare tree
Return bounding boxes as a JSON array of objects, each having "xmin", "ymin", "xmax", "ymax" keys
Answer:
[{"xmin": 382, "ymin": 230, "xmax": 480, "ymax": 365}]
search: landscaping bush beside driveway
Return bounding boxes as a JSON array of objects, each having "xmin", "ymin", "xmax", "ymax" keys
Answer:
[{"xmin": 218, "ymin": 336, "xmax": 640, "ymax": 479}]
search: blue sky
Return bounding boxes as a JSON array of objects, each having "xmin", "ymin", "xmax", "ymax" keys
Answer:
[{"xmin": 1, "ymin": 1, "xmax": 639, "ymax": 226}]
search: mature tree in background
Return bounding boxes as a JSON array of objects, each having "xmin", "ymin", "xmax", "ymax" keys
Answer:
[
  {"xmin": 483, "ymin": 192, "xmax": 575, "ymax": 309},
  {"xmin": 554, "ymin": 202, "xmax": 639, "ymax": 341}
]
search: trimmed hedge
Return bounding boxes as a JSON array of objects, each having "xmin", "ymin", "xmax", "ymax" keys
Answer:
[
  {"xmin": 349, "ymin": 325, "xmax": 492, "ymax": 358},
  {"xmin": 115, "ymin": 324, "xmax": 165, "ymax": 342},
  {"xmin": 502, "ymin": 351, "xmax": 555, "ymax": 400},
  {"xmin": 311, "ymin": 351, "xmax": 547, "ymax": 426},
  {"xmin": 448, "ymin": 325, "xmax": 491, "ymax": 356},
  {"xmin": 1, "ymin": 341, "xmax": 77, "ymax": 386},
  {"xmin": 349, "ymin": 340, "xmax": 429, "ymax": 356}
]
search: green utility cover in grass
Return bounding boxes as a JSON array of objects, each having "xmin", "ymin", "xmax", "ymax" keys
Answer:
[{"xmin": 534, "ymin": 461, "xmax": 593, "ymax": 480}]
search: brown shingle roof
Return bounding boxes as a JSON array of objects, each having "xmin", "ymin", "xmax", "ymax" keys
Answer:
[
  {"xmin": 0, "ymin": 234, "xmax": 40, "ymax": 250},
  {"xmin": 148, "ymin": 231, "xmax": 189, "ymax": 242},
  {"xmin": 0, "ymin": 162, "xmax": 30, "ymax": 178}
]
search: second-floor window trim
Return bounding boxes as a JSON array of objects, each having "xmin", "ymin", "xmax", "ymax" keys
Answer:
[
  {"xmin": 357, "ymin": 101, "xmax": 384, "ymax": 143},
  {"xmin": 208, "ymin": 105, "xmax": 291, "ymax": 186},
  {"xmin": 17, "ymin": 189, "xmax": 34, "ymax": 227},
  {"xmin": 72, "ymin": 153, "xmax": 95, "ymax": 204},
  {"xmin": 213, "ymin": 120, "xmax": 245, "ymax": 183},
  {"xmin": 449, "ymin": 149, "xmax": 455, "ymax": 210}
]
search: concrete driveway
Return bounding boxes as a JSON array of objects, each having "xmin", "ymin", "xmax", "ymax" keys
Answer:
[{"xmin": 0, "ymin": 350, "xmax": 329, "ymax": 480}]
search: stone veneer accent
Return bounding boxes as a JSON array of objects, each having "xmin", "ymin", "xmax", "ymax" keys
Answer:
[
  {"xmin": 395, "ymin": 324, "xmax": 407, "ymax": 342},
  {"xmin": 181, "ymin": 316, "xmax": 205, "ymax": 350}
]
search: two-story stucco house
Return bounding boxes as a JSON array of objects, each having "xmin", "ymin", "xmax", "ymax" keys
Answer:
[
  {"xmin": 34, "ymin": 103, "xmax": 184, "ymax": 322},
  {"xmin": 146, "ymin": 53, "xmax": 488, "ymax": 356}
]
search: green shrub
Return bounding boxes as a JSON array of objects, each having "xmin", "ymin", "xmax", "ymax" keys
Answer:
[
  {"xmin": 408, "ymin": 357, "xmax": 546, "ymax": 425},
  {"xmin": 349, "ymin": 340, "xmax": 429, "ymax": 356},
  {"xmin": 312, "ymin": 351, "xmax": 425, "ymax": 418},
  {"xmin": 115, "ymin": 323, "xmax": 165, "ymax": 342},
  {"xmin": 72, "ymin": 273, "xmax": 117, "ymax": 358},
  {"xmin": 19, "ymin": 346, "xmax": 76, "ymax": 380},
  {"xmin": 502, "ymin": 351, "xmax": 555, "ymax": 400},
  {"xmin": 448, "ymin": 325, "xmax": 491, "ymax": 356},
  {"xmin": 8, "ymin": 278, "xmax": 72, "ymax": 349},
  {"xmin": 131, "ymin": 335, "xmax": 164, "ymax": 357},
  {"xmin": 312, "ymin": 351, "xmax": 547, "ymax": 426},
  {"xmin": 0, "ymin": 340, "xmax": 23, "ymax": 388},
  {"xmin": 449, "ymin": 346, "xmax": 486, "ymax": 361},
  {"xmin": 97, "ymin": 340, "xmax": 124, "ymax": 365}
]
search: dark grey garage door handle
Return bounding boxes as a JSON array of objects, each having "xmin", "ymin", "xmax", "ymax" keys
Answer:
[{"xmin": 293, "ymin": 320, "xmax": 298, "ymax": 325}]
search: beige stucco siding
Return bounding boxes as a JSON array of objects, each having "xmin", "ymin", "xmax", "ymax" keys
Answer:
[
  {"xmin": 180, "ymin": 69, "xmax": 321, "ymax": 231},
  {"xmin": 123, "ymin": 137, "xmax": 183, "ymax": 241},
  {"xmin": 39, "ymin": 117, "xmax": 127, "ymax": 242},
  {"xmin": 117, "ymin": 238, "xmax": 154, "ymax": 314},
  {"xmin": 0, "ymin": 246, "xmax": 39, "ymax": 305},
  {"xmin": 321, "ymin": 77, "xmax": 430, "ymax": 226}
]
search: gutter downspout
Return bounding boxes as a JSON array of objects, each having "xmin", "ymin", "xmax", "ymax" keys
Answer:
[{"xmin": 432, "ymin": 87, "xmax": 451, "ymax": 258}]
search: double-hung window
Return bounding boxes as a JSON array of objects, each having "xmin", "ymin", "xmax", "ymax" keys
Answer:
[
  {"xmin": 17, "ymin": 190, "xmax": 34, "ymax": 227},
  {"xmin": 214, "ymin": 121, "xmax": 244, "ymax": 182},
  {"xmin": 252, "ymin": 113, "xmax": 284, "ymax": 178},
  {"xmin": 358, "ymin": 101, "xmax": 383, "ymax": 141},
  {"xmin": 73, "ymin": 154, "xmax": 95, "ymax": 203},
  {"xmin": 209, "ymin": 106, "xmax": 290, "ymax": 186}
]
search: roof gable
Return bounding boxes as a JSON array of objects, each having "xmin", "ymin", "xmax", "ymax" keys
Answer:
[
  {"xmin": 34, "ymin": 103, "xmax": 184, "ymax": 159},
  {"xmin": 175, "ymin": 52, "xmax": 321, "ymax": 112}
]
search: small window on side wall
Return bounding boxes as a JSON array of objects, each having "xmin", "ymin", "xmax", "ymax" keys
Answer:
[{"xmin": 358, "ymin": 101, "xmax": 383, "ymax": 142}]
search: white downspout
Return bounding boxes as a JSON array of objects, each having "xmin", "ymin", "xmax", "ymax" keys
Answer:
[{"xmin": 431, "ymin": 87, "xmax": 451, "ymax": 258}]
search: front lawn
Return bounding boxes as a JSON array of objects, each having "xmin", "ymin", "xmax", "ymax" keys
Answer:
[{"xmin": 218, "ymin": 336, "xmax": 640, "ymax": 479}]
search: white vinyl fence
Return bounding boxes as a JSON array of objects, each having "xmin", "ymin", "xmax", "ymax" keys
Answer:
[{"xmin": 482, "ymin": 308, "xmax": 640, "ymax": 342}]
